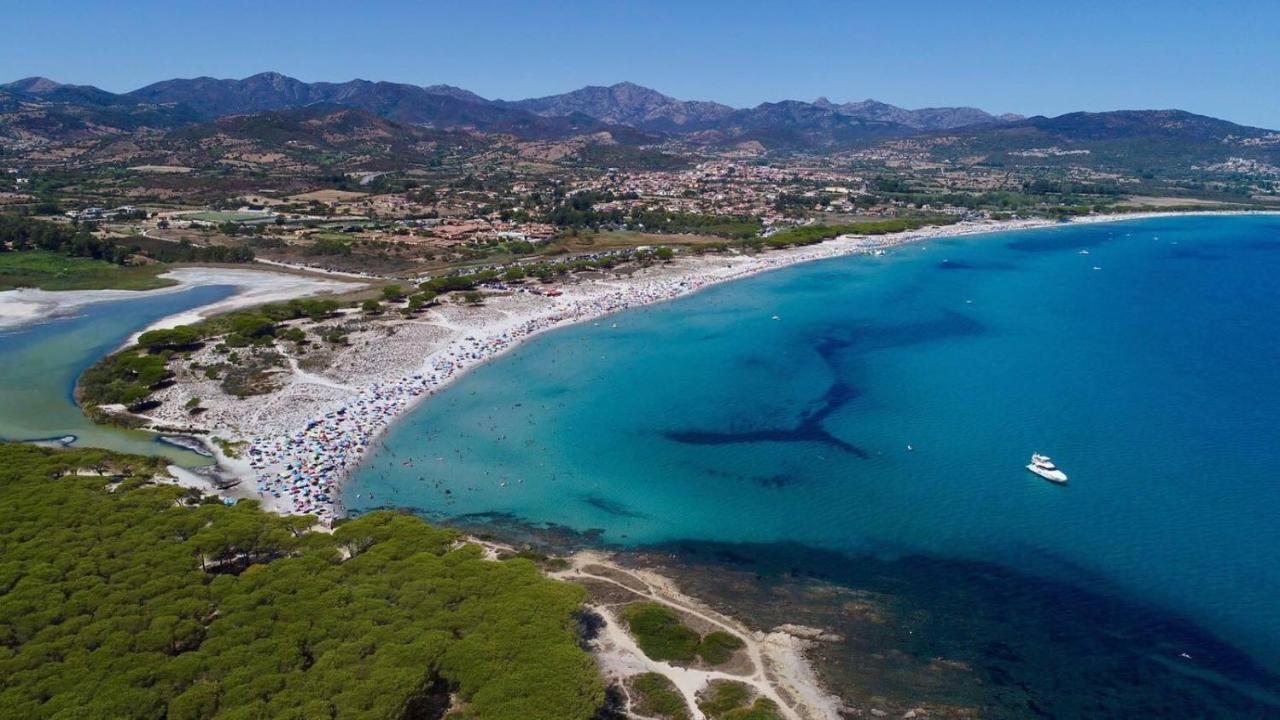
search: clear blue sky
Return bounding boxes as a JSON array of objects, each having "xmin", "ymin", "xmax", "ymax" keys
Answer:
[{"xmin": 4, "ymin": 0, "xmax": 1278, "ymax": 128}]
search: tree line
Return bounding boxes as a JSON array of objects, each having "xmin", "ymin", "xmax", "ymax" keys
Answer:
[
  {"xmin": 0, "ymin": 215, "xmax": 254, "ymax": 265},
  {"xmin": 542, "ymin": 197, "xmax": 761, "ymax": 240},
  {"xmin": 761, "ymin": 216, "xmax": 960, "ymax": 249}
]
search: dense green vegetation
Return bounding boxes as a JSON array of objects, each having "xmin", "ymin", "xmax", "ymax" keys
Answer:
[
  {"xmin": 629, "ymin": 210, "xmax": 761, "ymax": 239},
  {"xmin": 628, "ymin": 673, "xmax": 691, "ymax": 720},
  {"xmin": 696, "ymin": 680, "xmax": 782, "ymax": 720},
  {"xmin": 0, "ymin": 443, "xmax": 604, "ymax": 719},
  {"xmin": 140, "ymin": 239, "xmax": 255, "ymax": 264},
  {"xmin": 79, "ymin": 350, "xmax": 172, "ymax": 408},
  {"xmin": 418, "ymin": 270, "xmax": 500, "ymax": 294},
  {"xmin": 304, "ymin": 236, "xmax": 354, "ymax": 256},
  {"xmin": 620, "ymin": 604, "xmax": 701, "ymax": 663},
  {"xmin": 1, "ymin": 214, "xmax": 133, "ymax": 263},
  {"xmin": 696, "ymin": 631, "xmax": 746, "ymax": 665},
  {"xmin": 761, "ymin": 216, "xmax": 959, "ymax": 249},
  {"xmin": 619, "ymin": 603, "xmax": 744, "ymax": 666},
  {"xmin": 152, "ymin": 298, "xmax": 342, "ymax": 348},
  {"xmin": 0, "ymin": 250, "xmax": 174, "ymax": 291}
]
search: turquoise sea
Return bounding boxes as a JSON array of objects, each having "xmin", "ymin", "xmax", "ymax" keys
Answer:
[
  {"xmin": 0, "ymin": 285, "xmax": 234, "ymax": 464},
  {"xmin": 348, "ymin": 215, "xmax": 1280, "ymax": 714}
]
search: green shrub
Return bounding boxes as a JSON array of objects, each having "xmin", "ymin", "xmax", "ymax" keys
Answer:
[
  {"xmin": 696, "ymin": 680, "xmax": 781, "ymax": 719},
  {"xmin": 620, "ymin": 603, "xmax": 701, "ymax": 664},
  {"xmin": 78, "ymin": 350, "xmax": 171, "ymax": 408},
  {"xmin": 137, "ymin": 326, "xmax": 203, "ymax": 352},
  {"xmin": 697, "ymin": 630, "xmax": 745, "ymax": 665},
  {"xmin": 630, "ymin": 672, "xmax": 691, "ymax": 720}
]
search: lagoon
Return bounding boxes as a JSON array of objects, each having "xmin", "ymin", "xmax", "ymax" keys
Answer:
[{"xmin": 0, "ymin": 284, "xmax": 234, "ymax": 464}]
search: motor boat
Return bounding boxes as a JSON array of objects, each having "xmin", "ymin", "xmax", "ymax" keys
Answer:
[{"xmin": 1027, "ymin": 453, "xmax": 1068, "ymax": 484}]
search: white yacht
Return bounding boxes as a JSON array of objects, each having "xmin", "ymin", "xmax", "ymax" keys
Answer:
[{"xmin": 1027, "ymin": 453, "xmax": 1068, "ymax": 484}]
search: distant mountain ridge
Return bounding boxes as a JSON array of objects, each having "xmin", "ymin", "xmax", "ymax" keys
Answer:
[
  {"xmin": 122, "ymin": 72, "xmax": 551, "ymax": 130},
  {"xmin": 503, "ymin": 82, "xmax": 1022, "ymax": 134},
  {"xmin": 1, "ymin": 72, "xmax": 1023, "ymax": 139},
  {"xmin": 813, "ymin": 97, "xmax": 1022, "ymax": 130},
  {"xmin": 3, "ymin": 72, "xmax": 1277, "ymax": 166}
]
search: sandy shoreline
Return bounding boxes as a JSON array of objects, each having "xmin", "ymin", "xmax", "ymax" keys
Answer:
[{"xmin": 154, "ymin": 209, "xmax": 1274, "ymax": 524}]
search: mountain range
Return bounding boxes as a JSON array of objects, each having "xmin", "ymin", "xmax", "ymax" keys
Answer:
[
  {"xmin": 3, "ymin": 72, "xmax": 1278, "ymax": 170},
  {"xmin": 1, "ymin": 72, "xmax": 1020, "ymax": 142}
]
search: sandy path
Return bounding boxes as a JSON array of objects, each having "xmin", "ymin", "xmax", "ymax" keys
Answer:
[{"xmin": 553, "ymin": 551, "xmax": 843, "ymax": 720}]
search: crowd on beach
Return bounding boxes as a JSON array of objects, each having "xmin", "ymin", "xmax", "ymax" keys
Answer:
[{"xmin": 240, "ymin": 219, "xmax": 1057, "ymax": 523}]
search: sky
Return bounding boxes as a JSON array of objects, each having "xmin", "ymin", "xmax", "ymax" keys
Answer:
[{"xmin": 3, "ymin": 0, "xmax": 1278, "ymax": 128}]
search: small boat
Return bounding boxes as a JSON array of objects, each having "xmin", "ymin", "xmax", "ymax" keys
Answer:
[{"xmin": 1027, "ymin": 453, "xmax": 1068, "ymax": 484}]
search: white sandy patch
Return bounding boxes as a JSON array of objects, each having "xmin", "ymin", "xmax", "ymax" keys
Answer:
[
  {"xmin": 0, "ymin": 284, "xmax": 191, "ymax": 330},
  {"xmin": 0, "ymin": 266, "xmax": 362, "ymax": 335},
  {"xmin": 130, "ymin": 267, "xmax": 361, "ymax": 339}
]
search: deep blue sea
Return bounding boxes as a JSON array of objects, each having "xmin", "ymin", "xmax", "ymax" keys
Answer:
[{"xmin": 347, "ymin": 215, "xmax": 1280, "ymax": 712}]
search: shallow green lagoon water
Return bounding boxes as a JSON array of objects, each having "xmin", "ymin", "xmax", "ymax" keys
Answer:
[{"xmin": 0, "ymin": 285, "xmax": 233, "ymax": 464}]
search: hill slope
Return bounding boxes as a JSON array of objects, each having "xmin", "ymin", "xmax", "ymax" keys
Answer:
[{"xmin": 931, "ymin": 109, "xmax": 1280, "ymax": 171}]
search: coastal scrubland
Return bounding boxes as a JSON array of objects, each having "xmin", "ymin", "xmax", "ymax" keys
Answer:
[
  {"xmin": 73, "ymin": 249, "xmax": 674, "ymax": 418},
  {"xmin": 78, "ymin": 297, "xmax": 346, "ymax": 413},
  {"xmin": 0, "ymin": 443, "xmax": 604, "ymax": 719}
]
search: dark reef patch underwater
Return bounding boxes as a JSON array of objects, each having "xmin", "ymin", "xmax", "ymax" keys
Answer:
[{"xmin": 636, "ymin": 540, "xmax": 1280, "ymax": 719}]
